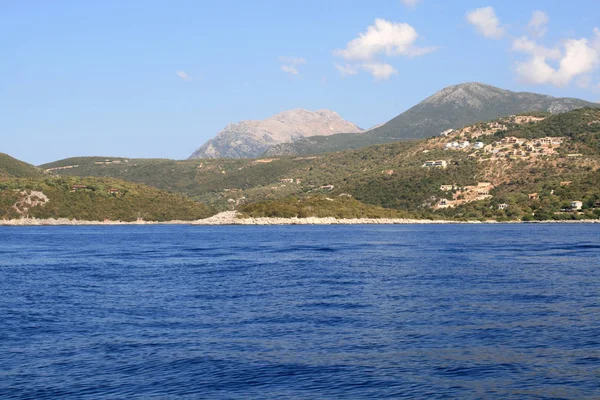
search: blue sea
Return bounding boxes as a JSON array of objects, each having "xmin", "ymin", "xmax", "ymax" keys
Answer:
[{"xmin": 1, "ymin": 225, "xmax": 599, "ymax": 399}]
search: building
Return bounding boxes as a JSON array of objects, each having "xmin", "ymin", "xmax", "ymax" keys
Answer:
[
  {"xmin": 537, "ymin": 137, "xmax": 562, "ymax": 146},
  {"xmin": 440, "ymin": 185, "xmax": 455, "ymax": 191},
  {"xmin": 473, "ymin": 142, "xmax": 484, "ymax": 149},
  {"xmin": 501, "ymin": 137, "xmax": 521, "ymax": 145},
  {"xmin": 570, "ymin": 201, "xmax": 583, "ymax": 210},
  {"xmin": 498, "ymin": 203, "xmax": 509, "ymax": 210},
  {"xmin": 108, "ymin": 188, "xmax": 119, "ymax": 194},
  {"xmin": 475, "ymin": 183, "xmax": 493, "ymax": 195},
  {"xmin": 459, "ymin": 141, "xmax": 470, "ymax": 148},
  {"xmin": 439, "ymin": 129, "xmax": 454, "ymax": 136},
  {"xmin": 71, "ymin": 184, "xmax": 88, "ymax": 192},
  {"xmin": 320, "ymin": 185, "xmax": 334, "ymax": 191},
  {"xmin": 529, "ymin": 193, "xmax": 539, "ymax": 200},
  {"xmin": 423, "ymin": 160, "xmax": 448, "ymax": 168},
  {"xmin": 280, "ymin": 178, "xmax": 294, "ymax": 183},
  {"xmin": 560, "ymin": 181, "xmax": 572, "ymax": 186}
]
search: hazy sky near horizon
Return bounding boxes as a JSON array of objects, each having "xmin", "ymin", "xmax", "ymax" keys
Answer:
[{"xmin": 2, "ymin": 0, "xmax": 600, "ymax": 164}]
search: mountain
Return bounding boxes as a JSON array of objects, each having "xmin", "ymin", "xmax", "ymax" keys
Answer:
[
  {"xmin": 41, "ymin": 108, "xmax": 600, "ymax": 220},
  {"xmin": 0, "ymin": 153, "xmax": 43, "ymax": 178},
  {"xmin": 264, "ymin": 82, "xmax": 600, "ymax": 156},
  {"xmin": 189, "ymin": 109, "xmax": 362, "ymax": 159}
]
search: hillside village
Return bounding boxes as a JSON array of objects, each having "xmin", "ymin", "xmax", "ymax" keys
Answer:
[
  {"xmin": 416, "ymin": 112, "xmax": 600, "ymax": 214},
  {"xmin": 434, "ymin": 114, "xmax": 568, "ymax": 159}
]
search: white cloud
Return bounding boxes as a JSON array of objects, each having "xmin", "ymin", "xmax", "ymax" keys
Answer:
[
  {"xmin": 335, "ymin": 64, "xmax": 358, "ymax": 77},
  {"xmin": 279, "ymin": 56, "xmax": 306, "ymax": 76},
  {"xmin": 466, "ymin": 7, "xmax": 504, "ymax": 39},
  {"xmin": 333, "ymin": 18, "xmax": 435, "ymax": 79},
  {"xmin": 334, "ymin": 19, "xmax": 435, "ymax": 61},
  {"xmin": 512, "ymin": 36, "xmax": 561, "ymax": 59},
  {"xmin": 400, "ymin": 0, "xmax": 421, "ymax": 7},
  {"xmin": 281, "ymin": 65, "xmax": 299, "ymax": 75},
  {"xmin": 514, "ymin": 34, "xmax": 600, "ymax": 87},
  {"xmin": 528, "ymin": 11, "xmax": 549, "ymax": 38},
  {"xmin": 514, "ymin": 56, "xmax": 559, "ymax": 86},
  {"xmin": 362, "ymin": 63, "xmax": 398, "ymax": 80},
  {"xmin": 176, "ymin": 71, "xmax": 191, "ymax": 81},
  {"xmin": 556, "ymin": 39, "xmax": 599, "ymax": 84}
]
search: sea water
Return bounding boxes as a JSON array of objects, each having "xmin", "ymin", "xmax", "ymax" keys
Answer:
[{"xmin": 1, "ymin": 225, "xmax": 599, "ymax": 399}]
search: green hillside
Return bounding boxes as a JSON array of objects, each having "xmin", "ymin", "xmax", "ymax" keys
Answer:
[
  {"xmin": 238, "ymin": 195, "xmax": 413, "ymax": 219},
  {"xmin": 40, "ymin": 156, "xmax": 318, "ymax": 205},
  {"xmin": 0, "ymin": 153, "xmax": 43, "ymax": 179},
  {"xmin": 40, "ymin": 108, "xmax": 600, "ymax": 221},
  {"xmin": 0, "ymin": 176, "xmax": 215, "ymax": 221}
]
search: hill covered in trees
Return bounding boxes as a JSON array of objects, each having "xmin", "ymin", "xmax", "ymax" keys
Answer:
[
  {"xmin": 237, "ymin": 195, "xmax": 412, "ymax": 219},
  {"xmin": 0, "ymin": 175, "xmax": 215, "ymax": 222},
  {"xmin": 0, "ymin": 153, "xmax": 43, "ymax": 179}
]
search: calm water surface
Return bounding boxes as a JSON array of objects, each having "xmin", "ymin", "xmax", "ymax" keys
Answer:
[{"xmin": 0, "ymin": 225, "xmax": 599, "ymax": 399}]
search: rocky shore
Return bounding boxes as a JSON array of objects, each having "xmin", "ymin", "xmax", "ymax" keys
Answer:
[
  {"xmin": 192, "ymin": 211, "xmax": 485, "ymax": 225},
  {"xmin": 2, "ymin": 211, "xmax": 600, "ymax": 226},
  {"xmin": 0, "ymin": 218, "xmax": 193, "ymax": 226}
]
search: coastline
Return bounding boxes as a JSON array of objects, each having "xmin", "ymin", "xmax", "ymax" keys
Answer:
[{"xmin": 1, "ymin": 211, "xmax": 600, "ymax": 226}]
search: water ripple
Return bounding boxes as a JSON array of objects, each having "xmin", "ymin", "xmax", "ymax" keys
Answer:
[{"xmin": 0, "ymin": 224, "xmax": 599, "ymax": 399}]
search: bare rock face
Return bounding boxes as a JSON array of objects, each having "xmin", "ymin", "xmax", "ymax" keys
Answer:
[{"xmin": 189, "ymin": 109, "xmax": 362, "ymax": 159}]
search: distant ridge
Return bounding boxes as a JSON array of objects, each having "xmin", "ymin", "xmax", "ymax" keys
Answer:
[
  {"xmin": 264, "ymin": 82, "xmax": 600, "ymax": 156},
  {"xmin": 188, "ymin": 109, "xmax": 362, "ymax": 159},
  {"xmin": 1, "ymin": 153, "xmax": 214, "ymax": 221},
  {"xmin": 0, "ymin": 153, "xmax": 42, "ymax": 178}
]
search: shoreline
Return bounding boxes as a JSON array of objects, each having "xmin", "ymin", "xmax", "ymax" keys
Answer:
[{"xmin": 1, "ymin": 211, "xmax": 599, "ymax": 226}]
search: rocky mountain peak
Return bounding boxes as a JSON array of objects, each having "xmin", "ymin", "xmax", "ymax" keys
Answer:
[
  {"xmin": 270, "ymin": 109, "xmax": 342, "ymax": 125},
  {"xmin": 189, "ymin": 109, "xmax": 362, "ymax": 159},
  {"xmin": 424, "ymin": 82, "xmax": 512, "ymax": 109}
]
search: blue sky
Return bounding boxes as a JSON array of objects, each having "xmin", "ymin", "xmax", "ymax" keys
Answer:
[{"xmin": 2, "ymin": 0, "xmax": 599, "ymax": 165}]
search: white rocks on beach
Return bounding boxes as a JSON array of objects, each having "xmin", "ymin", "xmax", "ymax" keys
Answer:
[
  {"xmin": 2, "ymin": 211, "xmax": 599, "ymax": 226},
  {"xmin": 191, "ymin": 211, "xmax": 467, "ymax": 225}
]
